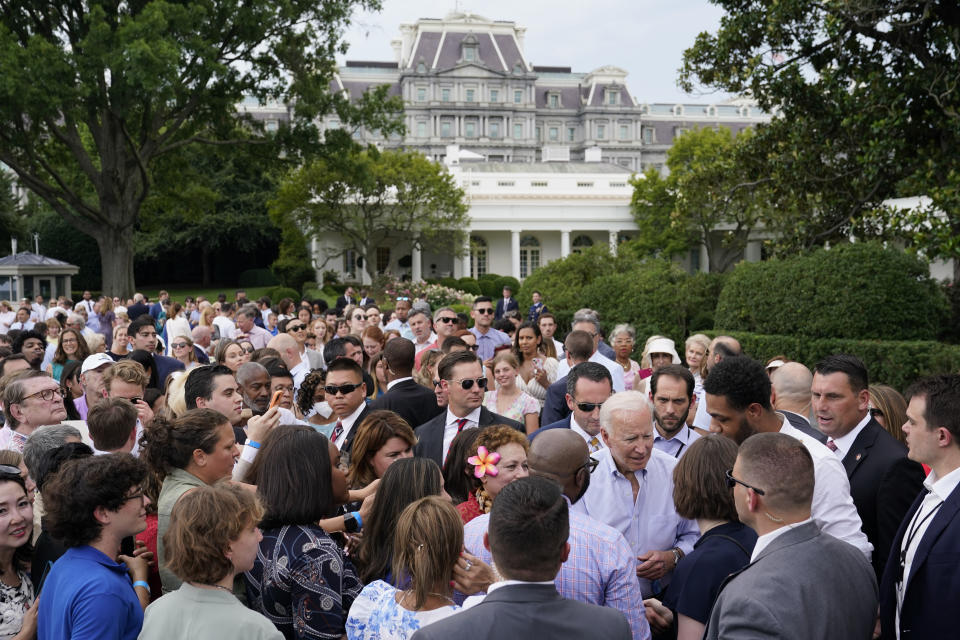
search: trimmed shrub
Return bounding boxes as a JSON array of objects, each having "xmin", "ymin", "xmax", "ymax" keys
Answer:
[
  {"xmin": 456, "ymin": 277, "xmax": 482, "ymax": 295},
  {"xmin": 238, "ymin": 269, "xmax": 279, "ymax": 288},
  {"xmin": 493, "ymin": 276, "xmax": 521, "ymax": 297},
  {"xmin": 440, "ymin": 277, "xmax": 459, "ymax": 289},
  {"xmin": 517, "ymin": 246, "xmax": 621, "ymax": 327},
  {"xmin": 265, "ymin": 286, "xmax": 300, "ymax": 306},
  {"xmin": 705, "ymin": 331, "xmax": 960, "ymax": 393},
  {"xmin": 714, "ymin": 242, "xmax": 948, "ymax": 341}
]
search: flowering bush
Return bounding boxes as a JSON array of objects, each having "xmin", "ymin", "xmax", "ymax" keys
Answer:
[{"xmin": 382, "ymin": 278, "xmax": 476, "ymax": 309}]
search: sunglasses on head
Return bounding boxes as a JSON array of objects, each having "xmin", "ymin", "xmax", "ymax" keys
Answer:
[
  {"xmin": 324, "ymin": 383, "xmax": 363, "ymax": 396},
  {"xmin": 0, "ymin": 464, "xmax": 22, "ymax": 478},
  {"xmin": 449, "ymin": 377, "xmax": 488, "ymax": 390}
]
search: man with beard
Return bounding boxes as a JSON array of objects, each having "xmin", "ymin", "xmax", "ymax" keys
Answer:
[
  {"xmin": 236, "ymin": 361, "xmax": 272, "ymax": 415},
  {"xmin": 650, "ymin": 365, "xmax": 699, "ymax": 459},
  {"xmin": 13, "ymin": 330, "xmax": 47, "ymax": 370},
  {"xmin": 703, "ymin": 356, "xmax": 872, "ymax": 560}
]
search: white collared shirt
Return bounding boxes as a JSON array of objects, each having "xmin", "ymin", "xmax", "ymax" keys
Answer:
[
  {"xmin": 441, "ymin": 406, "xmax": 482, "ymax": 463},
  {"xmin": 828, "ymin": 412, "xmax": 872, "ymax": 459},
  {"xmin": 750, "ymin": 518, "xmax": 814, "ymax": 562},
  {"xmin": 569, "ymin": 416, "xmax": 604, "ymax": 452},
  {"xmin": 414, "ymin": 332, "xmax": 438, "ymax": 353},
  {"xmin": 386, "ymin": 376, "xmax": 414, "ymax": 391},
  {"xmin": 653, "ymin": 424, "xmax": 700, "ymax": 459},
  {"xmin": 778, "ymin": 415, "xmax": 873, "ymax": 560},
  {"xmin": 556, "ymin": 351, "xmax": 625, "ymax": 392},
  {"xmin": 896, "ymin": 465, "xmax": 960, "ymax": 635},
  {"xmin": 333, "ymin": 401, "xmax": 367, "ymax": 450}
]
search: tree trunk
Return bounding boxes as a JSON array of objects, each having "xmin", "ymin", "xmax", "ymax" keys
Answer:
[{"xmin": 94, "ymin": 225, "xmax": 136, "ymax": 298}]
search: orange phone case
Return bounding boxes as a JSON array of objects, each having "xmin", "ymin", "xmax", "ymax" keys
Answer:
[{"xmin": 269, "ymin": 389, "xmax": 285, "ymax": 409}]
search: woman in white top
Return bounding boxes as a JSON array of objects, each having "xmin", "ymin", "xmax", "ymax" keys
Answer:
[
  {"xmin": 512, "ymin": 321, "xmax": 558, "ymax": 408},
  {"xmin": 164, "ymin": 303, "xmax": 192, "ymax": 356},
  {"xmin": 484, "ymin": 352, "xmax": 540, "ymax": 434},
  {"xmin": 346, "ymin": 496, "xmax": 461, "ymax": 640}
]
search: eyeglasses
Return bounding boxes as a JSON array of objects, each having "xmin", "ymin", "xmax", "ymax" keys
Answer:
[
  {"xmin": 242, "ymin": 346, "xmax": 255, "ymax": 354},
  {"xmin": 725, "ymin": 469, "xmax": 766, "ymax": 495},
  {"xmin": 577, "ymin": 456, "xmax": 600, "ymax": 475},
  {"xmin": 574, "ymin": 400, "xmax": 603, "ymax": 413},
  {"xmin": 468, "ymin": 344, "xmax": 479, "ymax": 352},
  {"xmin": 437, "ymin": 316, "xmax": 458, "ymax": 324},
  {"xmin": 123, "ymin": 488, "xmax": 146, "ymax": 504},
  {"xmin": 450, "ymin": 377, "xmax": 488, "ymax": 390},
  {"xmin": 0, "ymin": 464, "xmax": 22, "ymax": 478},
  {"xmin": 171, "ymin": 342, "xmax": 188, "ymax": 349},
  {"xmin": 396, "ymin": 297, "xmax": 410, "ymax": 301},
  {"xmin": 324, "ymin": 383, "xmax": 363, "ymax": 396},
  {"xmin": 433, "ymin": 379, "xmax": 442, "ymax": 388},
  {"xmin": 352, "ymin": 315, "xmax": 364, "ymax": 321},
  {"xmin": 475, "ymin": 308, "xmax": 494, "ymax": 315},
  {"xmin": 287, "ymin": 324, "xmax": 306, "ymax": 332},
  {"xmin": 869, "ymin": 407, "xmax": 884, "ymax": 419},
  {"xmin": 24, "ymin": 388, "xmax": 64, "ymax": 402}
]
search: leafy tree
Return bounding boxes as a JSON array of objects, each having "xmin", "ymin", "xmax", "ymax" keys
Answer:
[
  {"xmin": 0, "ymin": 0, "xmax": 402, "ymax": 296},
  {"xmin": 680, "ymin": 0, "xmax": 960, "ymax": 271},
  {"xmin": 271, "ymin": 147, "xmax": 469, "ymax": 283},
  {"xmin": 0, "ymin": 170, "xmax": 28, "ymax": 252},
  {"xmin": 629, "ymin": 127, "xmax": 765, "ymax": 272}
]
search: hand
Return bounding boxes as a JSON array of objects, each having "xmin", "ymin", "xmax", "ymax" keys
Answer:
[
  {"xmin": 534, "ymin": 366, "xmax": 549, "ymax": 387},
  {"xmin": 131, "ymin": 539, "xmax": 154, "ymax": 567},
  {"xmin": 357, "ymin": 491, "xmax": 376, "ymax": 523},
  {"xmin": 13, "ymin": 596, "xmax": 38, "ymax": 640},
  {"xmin": 643, "ymin": 597, "xmax": 674, "ymax": 634},
  {"xmin": 636, "ymin": 550, "xmax": 672, "ymax": 580},
  {"xmin": 133, "ymin": 400, "xmax": 154, "ymax": 426},
  {"xmin": 246, "ymin": 406, "xmax": 280, "ymax": 443},
  {"xmin": 119, "ymin": 553, "xmax": 151, "ymax": 583},
  {"xmin": 350, "ymin": 478, "xmax": 379, "ymax": 502},
  {"xmin": 452, "ymin": 551, "xmax": 496, "ymax": 595}
]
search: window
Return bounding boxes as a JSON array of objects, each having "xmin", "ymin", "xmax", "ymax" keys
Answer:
[
  {"xmin": 416, "ymin": 87, "xmax": 426, "ymax": 101},
  {"xmin": 530, "ymin": 181, "xmax": 548, "ymax": 187},
  {"xmin": 514, "ymin": 89, "xmax": 523, "ymax": 103},
  {"xmin": 536, "ymin": 126, "xmax": 542, "ymax": 141},
  {"xmin": 466, "ymin": 89, "xmax": 475, "ymax": 102},
  {"xmin": 328, "ymin": 120, "xmax": 340, "ymax": 129},
  {"xmin": 607, "ymin": 90, "xmax": 618, "ymax": 105},
  {"xmin": 549, "ymin": 94, "xmax": 559, "ymax": 108},
  {"xmin": 572, "ymin": 235, "xmax": 594, "ymax": 254},
  {"xmin": 597, "ymin": 124, "xmax": 606, "ymax": 139},
  {"xmin": 577, "ymin": 182, "xmax": 594, "ymax": 188},
  {"xmin": 642, "ymin": 127, "xmax": 654, "ymax": 144},
  {"xmin": 513, "ymin": 62, "xmax": 524, "ymax": 74},
  {"xmin": 513, "ymin": 123, "xmax": 523, "ymax": 138},
  {"xmin": 441, "ymin": 88, "xmax": 451, "ymax": 102},
  {"xmin": 497, "ymin": 180, "xmax": 515, "ymax": 187},
  {"xmin": 674, "ymin": 127, "xmax": 688, "ymax": 139},
  {"xmin": 520, "ymin": 236, "xmax": 541, "ymax": 278},
  {"xmin": 567, "ymin": 127, "xmax": 576, "ymax": 142},
  {"xmin": 416, "ymin": 62, "xmax": 426, "ymax": 73},
  {"xmin": 464, "ymin": 46, "xmax": 476, "ymax": 62},
  {"xmin": 376, "ymin": 247, "xmax": 390, "ymax": 274},
  {"xmin": 343, "ymin": 250, "xmax": 357, "ymax": 277},
  {"xmin": 609, "ymin": 181, "xmax": 627, "ymax": 187},
  {"xmin": 489, "ymin": 121, "xmax": 500, "ymax": 138},
  {"xmin": 617, "ymin": 158, "xmax": 632, "ymax": 168},
  {"xmin": 471, "ymin": 236, "xmax": 487, "ymax": 278},
  {"xmin": 548, "ymin": 127, "xmax": 559, "ymax": 141},
  {"xmin": 465, "ymin": 121, "xmax": 476, "ymax": 137},
  {"xmin": 265, "ymin": 120, "xmax": 278, "ymax": 132},
  {"xmin": 416, "ymin": 121, "xmax": 427, "ymax": 137},
  {"xmin": 619, "ymin": 124, "xmax": 629, "ymax": 140},
  {"xmin": 490, "ymin": 89, "xmax": 499, "ymax": 102},
  {"xmin": 441, "ymin": 120, "xmax": 452, "ymax": 137}
]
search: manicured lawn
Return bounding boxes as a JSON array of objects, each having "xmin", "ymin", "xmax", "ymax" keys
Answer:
[{"xmin": 139, "ymin": 286, "xmax": 274, "ymax": 303}]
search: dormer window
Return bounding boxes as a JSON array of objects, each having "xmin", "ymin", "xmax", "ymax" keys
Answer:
[
  {"xmin": 606, "ymin": 89, "xmax": 619, "ymax": 106},
  {"xmin": 416, "ymin": 61, "xmax": 426, "ymax": 74},
  {"xmin": 462, "ymin": 35, "xmax": 479, "ymax": 63},
  {"xmin": 513, "ymin": 62, "xmax": 524, "ymax": 75},
  {"xmin": 549, "ymin": 93, "xmax": 560, "ymax": 108},
  {"xmin": 673, "ymin": 105, "xmax": 684, "ymax": 116}
]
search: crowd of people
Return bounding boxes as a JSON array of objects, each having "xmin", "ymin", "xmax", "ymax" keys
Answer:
[{"xmin": 0, "ymin": 284, "xmax": 954, "ymax": 639}]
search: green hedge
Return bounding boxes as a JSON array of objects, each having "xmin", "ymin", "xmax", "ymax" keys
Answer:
[
  {"xmin": 265, "ymin": 286, "xmax": 300, "ymax": 305},
  {"xmin": 517, "ymin": 246, "xmax": 621, "ymax": 327},
  {"xmin": 456, "ymin": 277, "xmax": 482, "ymax": 295},
  {"xmin": 439, "ymin": 277, "xmax": 459, "ymax": 289},
  {"xmin": 715, "ymin": 242, "xmax": 949, "ymax": 341},
  {"xmin": 493, "ymin": 276, "xmax": 521, "ymax": 297},
  {"xmin": 710, "ymin": 331, "xmax": 960, "ymax": 392}
]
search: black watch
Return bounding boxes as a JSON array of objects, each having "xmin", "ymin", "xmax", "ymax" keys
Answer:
[{"xmin": 343, "ymin": 512, "xmax": 361, "ymax": 534}]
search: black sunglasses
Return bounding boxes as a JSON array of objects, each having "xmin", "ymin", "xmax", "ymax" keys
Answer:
[
  {"xmin": 324, "ymin": 383, "xmax": 363, "ymax": 396},
  {"xmin": 433, "ymin": 379, "xmax": 442, "ymax": 388},
  {"xmin": 450, "ymin": 377, "xmax": 488, "ymax": 390},
  {"xmin": 287, "ymin": 324, "xmax": 306, "ymax": 332},
  {"xmin": 0, "ymin": 464, "xmax": 22, "ymax": 478},
  {"xmin": 575, "ymin": 401, "xmax": 603, "ymax": 413},
  {"xmin": 437, "ymin": 316, "xmax": 459, "ymax": 324},
  {"xmin": 869, "ymin": 407, "xmax": 884, "ymax": 419},
  {"xmin": 725, "ymin": 469, "xmax": 765, "ymax": 495},
  {"xmin": 475, "ymin": 308, "xmax": 495, "ymax": 315}
]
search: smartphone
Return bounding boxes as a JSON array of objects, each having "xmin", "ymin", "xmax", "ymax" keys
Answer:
[{"xmin": 269, "ymin": 389, "xmax": 285, "ymax": 409}]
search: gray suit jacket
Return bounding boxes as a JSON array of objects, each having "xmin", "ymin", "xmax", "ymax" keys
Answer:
[
  {"xmin": 410, "ymin": 583, "xmax": 630, "ymax": 640},
  {"xmin": 704, "ymin": 521, "xmax": 877, "ymax": 640}
]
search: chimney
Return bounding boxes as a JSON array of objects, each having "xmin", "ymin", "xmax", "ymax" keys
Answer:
[{"xmin": 10, "ymin": 237, "xmax": 16, "ymax": 255}]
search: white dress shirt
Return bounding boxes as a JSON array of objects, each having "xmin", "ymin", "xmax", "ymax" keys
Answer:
[
  {"xmin": 778, "ymin": 416, "xmax": 873, "ymax": 560},
  {"xmin": 750, "ymin": 517, "xmax": 815, "ymax": 562},
  {"xmin": 571, "ymin": 446, "xmax": 699, "ymax": 597},
  {"xmin": 569, "ymin": 416, "xmax": 605, "ymax": 453},
  {"xmin": 386, "ymin": 376, "xmax": 414, "ymax": 391},
  {"xmin": 441, "ymin": 406, "xmax": 482, "ymax": 463},
  {"xmin": 828, "ymin": 413, "xmax": 871, "ymax": 459},
  {"xmin": 414, "ymin": 332, "xmax": 438, "ymax": 353},
  {"xmin": 556, "ymin": 351, "xmax": 625, "ymax": 392},
  {"xmin": 333, "ymin": 401, "xmax": 367, "ymax": 450}
]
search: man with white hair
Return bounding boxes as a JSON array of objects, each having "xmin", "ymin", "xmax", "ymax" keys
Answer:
[{"xmin": 572, "ymin": 390, "xmax": 699, "ymax": 598}]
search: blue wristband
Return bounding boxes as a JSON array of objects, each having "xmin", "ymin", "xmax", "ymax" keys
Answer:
[
  {"xmin": 132, "ymin": 580, "xmax": 149, "ymax": 590},
  {"xmin": 352, "ymin": 511, "xmax": 363, "ymax": 530},
  {"xmin": 246, "ymin": 440, "xmax": 261, "ymax": 449}
]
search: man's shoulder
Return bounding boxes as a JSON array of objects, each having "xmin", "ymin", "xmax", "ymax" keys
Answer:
[
  {"xmin": 415, "ymin": 411, "xmax": 446, "ymax": 433},
  {"xmin": 569, "ymin": 509, "xmax": 628, "ymax": 545},
  {"xmin": 480, "ymin": 407, "xmax": 523, "ymax": 430},
  {"xmin": 648, "ymin": 446, "xmax": 680, "ymax": 474}
]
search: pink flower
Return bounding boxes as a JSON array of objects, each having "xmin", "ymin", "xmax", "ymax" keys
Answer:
[{"xmin": 466, "ymin": 446, "xmax": 500, "ymax": 479}]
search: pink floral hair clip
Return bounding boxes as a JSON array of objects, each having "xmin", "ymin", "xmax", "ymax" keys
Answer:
[{"xmin": 467, "ymin": 446, "xmax": 500, "ymax": 478}]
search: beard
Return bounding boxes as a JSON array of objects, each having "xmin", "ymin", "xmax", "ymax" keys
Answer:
[
  {"xmin": 734, "ymin": 415, "xmax": 758, "ymax": 445},
  {"xmin": 653, "ymin": 405, "xmax": 690, "ymax": 437}
]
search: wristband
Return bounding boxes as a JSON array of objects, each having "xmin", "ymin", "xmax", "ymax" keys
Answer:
[
  {"xmin": 245, "ymin": 439, "xmax": 261, "ymax": 449},
  {"xmin": 353, "ymin": 511, "xmax": 363, "ymax": 530},
  {"xmin": 240, "ymin": 444, "xmax": 259, "ymax": 464},
  {"xmin": 132, "ymin": 580, "xmax": 150, "ymax": 590}
]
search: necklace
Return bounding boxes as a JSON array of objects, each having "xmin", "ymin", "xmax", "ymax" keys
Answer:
[
  {"xmin": 400, "ymin": 589, "xmax": 454, "ymax": 607},
  {"xmin": 191, "ymin": 581, "xmax": 234, "ymax": 594}
]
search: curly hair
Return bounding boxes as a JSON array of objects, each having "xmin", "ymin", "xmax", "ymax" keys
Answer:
[
  {"xmin": 138, "ymin": 409, "xmax": 227, "ymax": 476},
  {"xmin": 468, "ymin": 425, "xmax": 530, "ymax": 512},
  {"xmin": 297, "ymin": 369, "xmax": 326, "ymax": 416},
  {"xmin": 43, "ymin": 453, "xmax": 147, "ymax": 547},
  {"xmin": 702, "ymin": 356, "xmax": 772, "ymax": 411}
]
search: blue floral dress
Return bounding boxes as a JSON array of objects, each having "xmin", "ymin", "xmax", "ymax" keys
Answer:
[{"xmin": 345, "ymin": 580, "xmax": 460, "ymax": 640}]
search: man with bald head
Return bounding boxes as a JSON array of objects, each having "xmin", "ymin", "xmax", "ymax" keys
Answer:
[
  {"xmin": 692, "ymin": 335, "xmax": 741, "ymax": 431},
  {"xmin": 771, "ymin": 362, "xmax": 827, "ymax": 443},
  {"xmin": 267, "ymin": 332, "xmax": 308, "ymax": 392},
  {"xmin": 572, "ymin": 391, "xmax": 698, "ymax": 598},
  {"xmin": 462, "ymin": 429, "xmax": 650, "ymax": 640}
]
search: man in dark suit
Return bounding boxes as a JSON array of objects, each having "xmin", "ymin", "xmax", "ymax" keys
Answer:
[
  {"xmin": 880, "ymin": 374, "xmax": 960, "ymax": 639},
  {"xmin": 335, "ymin": 286, "xmax": 356, "ymax": 311},
  {"xmin": 493, "ymin": 285, "xmax": 518, "ymax": 321},
  {"xmin": 771, "ymin": 361, "xmax": 827, "ymax": 443},
  {"xmin": 541, "ymin": 330, "xmax": 594, "ymax": 426},
  {"xmin": 812, "ymin": 354, "xmax": 926, "ymax": 579},
  {"xmin": 357, "ymin": 288, "xmax": 375, "ymax": 306},
  {"xmin": 705, "ymin": 432, "xmax": 877, "ymax": 640},
  {"xmin": 414, "ymin": 351, "xmax": 522, "ymax": 467},
  {"xmin": 412, "ymin": 476, "xmax": 631, "ymax": 640},
  {"xmin": 370, "ymin": 338, "xmax": 443, "ymax": 428},
  {"xmin": 533, "ymin": 362, "xmax": 612, "ymax": 457},
  {"xmin": 324, "ymin": 358, "xmax": 370, "ymax": 458},
  {"xmin": 125, "ymin": 315, "xmax": 184, "ymax": 385}
]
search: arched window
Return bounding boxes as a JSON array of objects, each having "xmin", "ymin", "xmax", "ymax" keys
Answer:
[
  {"xmin": 520, "ymin": 235, "xmax": 541, "ymax": 278},
  {"xmin": 471, "ymin": 236, "xmax": 487, "ymax": 278},
  {"xmin": 571, "ymin": 235, "xmax": 594, "ymax": 254}
]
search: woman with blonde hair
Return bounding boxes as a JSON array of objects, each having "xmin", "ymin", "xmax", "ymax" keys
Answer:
[
  {"xmin": 684, "ymin": 334, "xmax": 710, "ymax": 386},
  {"xmin": 139, "ymin": 483, "xmax": 281, "ymax": 639},
  {"xmin": 110, "ymin": 324, "xmax": 130, "ymax": 358},
  {"xmin": 484, "ymin": 352, "xmax": 540, "ymax": 434},
  {"xmin": 346, "ymin": 496, "xmax": 462, "ymax": 639},
  {"xmin": 346, "ymin": 410, "xmax": 416, "ymax": 491},
  {"xmin": 170, "ymin": 335, "xmax": 200, "ymax": 370},
  {"xmin": 455, "ymin": 425, "xmax": 529, "ymax": 524}
]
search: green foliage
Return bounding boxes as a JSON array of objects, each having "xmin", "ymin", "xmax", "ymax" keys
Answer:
[
  {"xmin": 685, "ymin": 272, "xmax": 728, "ymax": 331},
  {"xmin": 265, "ymin": 286, "xmax": 300, "ymax": 305},
  {"xmin": 517, "ymin": 246, "xmax": 620, "ymax": 327},
  {"xmin": 238, "ymin": 269, "xmax": 279, "ymax": 288},
  {"xmin": 493, "ymin": 276, "xmax": 521, "ymax": 297},
  {"xmin": 477, "ymin": 274, "xmax": 502, "ymax": 297},
  {"xmin": 439, "ymin": 277, "xmax": 459, "ymax": 289},
  {"xmin": 27, "ymin": 205, "xmax": 102, "ymax": 290},
  {"xmin": 708, "ymin": 331, "xmax": 960, "ymax": 394},
  {"xmin": 715, "ymin": 243, "xmax": 948, "ymax": 341},
  {"xmin": 272, "ymin": 147, "xmax": 469, "ymax": 282},
  {"xmin": 270, "ymin": 222, "xmax": 314, "ymax": 292},
  {"xmin": 456, "ymin": 277, "xmax": 482, "ymax": 296}
]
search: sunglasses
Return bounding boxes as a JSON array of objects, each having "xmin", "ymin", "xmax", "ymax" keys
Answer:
[
  {"xmin": 725, "ymin": 469, "xmax": 766, "ymax": 495},
  {"xmin": 0, "ymin": 464, "xmax": 22, "ymax": 478},
  {"xmin": 433, "ymin": 379, "xmax": 442, "ymax": 388},
  {"xmin": 171, "ymin": 342, "xmax": 188, "ymax": 349},
  {"xmin": 352, "ymin": 315, "xmax": 364, "ymax": 321},
  {"xmin": 396, "ymin": 297, "xmax": 410, "ymax": 301},
  {"xmin": 437, "ymin": 316, "xmax": 459, "ymax": 324},
  {"xmin": 475, "ymin": 308, "xmax": 495, "ymax": 315},
  {"xmin": 324, "ymin": 383, "xmax": 363, "ymax": 396},
  {"xmin": 287, "ymin": 324, "xmax": 306, "ymax": 332},
  {"xmin": 242, "ymin": 346, "xmax": 255, "ymax": 354},
  {"xmin": 575, "ymin": 401, "xmax": 603, "ymax": 413},
  {"xmin": 869, "ymin": 407, "xmax": 884, "ymax": 419},
  {"xmin": 449, "ymin": 377, "xmax": 488, "ymax": 390}
]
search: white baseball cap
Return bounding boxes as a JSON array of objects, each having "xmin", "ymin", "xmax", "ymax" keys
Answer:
[{"xmin": 81, "ymin": 353, "xmax": 115, "ymax": 375}]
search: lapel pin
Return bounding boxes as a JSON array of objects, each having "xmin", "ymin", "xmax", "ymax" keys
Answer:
[{"xmin": 856, "ymin": 453, "xmax": 862, "ymax": 461}]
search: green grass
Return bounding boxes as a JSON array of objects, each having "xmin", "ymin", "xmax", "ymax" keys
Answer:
[{"xmin": 139, "ymin": 286, "xmax": 275, "ymax": 303}]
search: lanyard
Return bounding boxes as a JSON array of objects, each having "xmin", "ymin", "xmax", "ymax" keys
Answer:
[{"xmin": 897, "ymin": 496, "xmax": 943, "ymax": 585}]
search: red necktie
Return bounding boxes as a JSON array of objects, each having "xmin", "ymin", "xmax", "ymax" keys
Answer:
[
  {"xmin": 333, "ymin": 420, "xmax": 344, "ymax": 443},
  {"xmin": 456, "ymin": 418, "xmax": 469, "ymax": 433},
  {"xmin": 826, "ymin": 439, "xmax": 838, "ymax": 452}
]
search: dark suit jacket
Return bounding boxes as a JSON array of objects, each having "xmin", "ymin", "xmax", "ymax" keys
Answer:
[
  {"xmin": 494, "ymin": 297, "xmax": 518, "ymax": 320},
  {"xmin": 541, "ymin": 376, "xmax": 570, "ymax": 425},
  {"xmin": 334, "ymin": 295, "xmax": 354, "ymax": 310},
  {"xmin": 369, "ymin": 379, "xmax": 443, "ymax": 430},
  {"xmin": 153, "ymin": 354, "xmax": 185, "ymax": 390},
  {"xmin": 781, "ymin": 410, "xmax": 827, "ymax": 443},
  {"xmin": 843, "ymin": 419, "xmax": 926, "ymax": 579},
  {"xmin": 880, "ymin": 479, "xmax": 960, "ymax": 639},
  {"xmin": 410, "ymin": 583, "xmax": 630, "ymax": 640},
  {"xmin": 529, "ymin": 415, "xmax": 572, "ymax": 441},
  {"xmin": 413, "ymin": 406, "xmax": 523, "ymax": 468},
  {"xmin": 193, "ymin": 345, "xmax": 210, "ymax": 364},
  {"xmin": 339, "ymin": 403, "xmax": 371, "ymax": 459}
]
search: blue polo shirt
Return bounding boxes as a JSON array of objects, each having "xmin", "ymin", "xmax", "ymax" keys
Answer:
[{"xmin": 38, "ymin": 545, "xmax": 143, "ymax": 640}]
